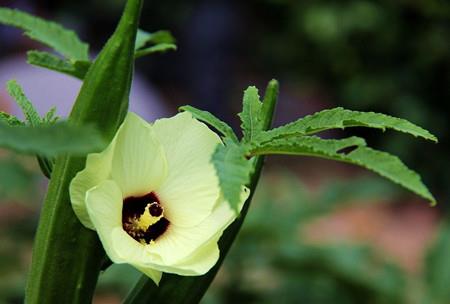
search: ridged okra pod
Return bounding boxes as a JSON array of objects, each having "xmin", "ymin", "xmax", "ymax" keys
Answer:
[{"xmin": 25, "ymin": 0, "xmax": 143, "ymax": 303}]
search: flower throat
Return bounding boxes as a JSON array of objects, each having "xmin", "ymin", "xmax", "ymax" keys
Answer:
[{"xmin": 122, "ymin": 192, "xmax": 169, "ymax": 244}]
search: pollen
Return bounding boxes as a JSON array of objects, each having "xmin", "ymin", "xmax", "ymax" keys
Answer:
[{"xmin": 122, "ymin": 192, "xmax": 170, "ymax": 244}]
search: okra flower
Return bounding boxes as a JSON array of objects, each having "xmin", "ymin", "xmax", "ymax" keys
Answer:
[{"xmin": 69, "ymin": 112, "xmax": 249, "ymax": 284}]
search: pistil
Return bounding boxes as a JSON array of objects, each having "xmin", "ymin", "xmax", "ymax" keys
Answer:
[{"xmin": 122, "ymin": 192, "xmax": 170, "ymax": 244}]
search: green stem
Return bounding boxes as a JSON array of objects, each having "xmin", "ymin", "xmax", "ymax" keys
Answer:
[
  {"xmin": 123, "ymin": 80, "xmax": 279, "ymax": 304},
  {"xmin": 25, "ymin": 1, "xmax": 143, "ymax": 303}
]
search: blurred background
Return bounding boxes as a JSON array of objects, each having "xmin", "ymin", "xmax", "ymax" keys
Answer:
[{"xmin": 0, "ymin": 0, "xmax": 449, "ymax": 303}]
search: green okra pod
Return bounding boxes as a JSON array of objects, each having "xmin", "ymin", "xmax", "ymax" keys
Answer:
[{"xmin": 25, "ymin": 1, "xmax": 143, "ymax": 303}]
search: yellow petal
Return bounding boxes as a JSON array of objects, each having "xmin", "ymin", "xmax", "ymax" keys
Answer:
[
  {"xmin": 85, "ymin": 180, "xmax": 126, "ymax": 263},
  {"xmin": 168, "ymin": 238, "xmax": 220, "ymax": 275},
  {"xmin": 86, "ymin": 181, "xmax": 166, "ymax": 281},
  {"xmin": 111, "ymin": 112, "xmax": 168, "ymax": 198},
  {"xmin": 150, "ymin": 187, "xmax": 250, "ymax": 267},
  {"xmin": 133, "ymin": 265, "xmax": 162, "ymax": 285},
  {"xmin": 136, "ymin": 239, "xmax": 220, "ymax": 276},
  {"xmin": 70, "ymin": 140, "xmax": 115, "ymax": 229},
  {"xmin": 110, "ymin": 227, "xmax": 160, "ymax": 264},
  {"xmin": 153, "ymin": 112, "xmax": 222, "ymax": 227}
]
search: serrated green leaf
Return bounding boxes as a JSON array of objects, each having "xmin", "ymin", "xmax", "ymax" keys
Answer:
[
  {"xmin": 212, "ymin": 140, "xmax": 252, "ymax": 211},
  {"xmin": 4, "ymin": 80, "xmax": 58, "ymax": 177},
  {"xmin": 0, "ymin": 111, "xmax": 24, "ymax": 126},
  {"xmin": 134, "ymin": 43, "xmax": 177, "ymax": 58},
  {"xmin": 28, "ymin": 28, "xmax": 177, "ymax": 76},
  {"xmin": 256, "ymin": 107, "xmax": 438, "ymax": 143},
  {"xmin": 27, "ymin": 50, "xmax": 73, "ymax": 74},
  {"xmin": 250, "ymin": 136, "xmax": 435, "ymax": 204},
  {"xmin": 6, "ymin": 80, "xmax": 41, "ymax": 126},
  {"xmin": 135, "ymin": 29, "xmax": 175, "ymax": 50},
  {"xmin": 43, "ymin": 107, "xmax": 59, "ymax": 124},
  {"xmin": 0, "ymin": 121, "xmax": 106, "ymax": 156},
  {"xmin": 0, "ymin": 7, "xmax": 88, "ymax": 60},
  {"xmin": 179, "ymin": 105, "xmax": 238, "ymax": 143},
  {"xmin": 134, "ymin": 29, "xmax": 176, "ymax": 59},
  {"xmin": 239, "ymin": 86, "xmax": 263, "ymax": 142},
  {"xmin": 27, "ymin": 51, "xmax": 88, "ymax": 79}
]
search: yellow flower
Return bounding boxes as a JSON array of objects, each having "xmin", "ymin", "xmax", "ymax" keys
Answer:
[{"xmin": 69, "ymin": 112, "xmax": 249, "ymax": 284}]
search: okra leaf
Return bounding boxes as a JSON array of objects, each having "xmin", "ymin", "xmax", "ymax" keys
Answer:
[
  {"xmin": 135, "ymin": 29, "xmax": 175, "ymax": 50},
  {"xmin": 239, "ymin": 86, "xmax": 263, "ymax": 142},
  {"xmin": 134, "ymin": 29, "xmax": 176, "ymax": 58},
  {"xmin": 0, "ymin": 111, "xmax": 24, "ymax": 126},
  {"xmin": 27, "ymin": 51, "xmax": 88, "ymax": 80},
  {"xmin": 135, "ymin": 43, "xmax": 177, "ymax": 58},
  {"xmin": 29, "ymin": 44, "xmax": 175, "ymax": 76},
  {"xmin": 250, "ymin": 136, "xmax": 435, "ymax": 205},
  {"xmin": 0, "ymin": 7, "xmax": 89, "ymax": 60},
  {"xmin": 42, "ymin": 106, "xmax": 59, "ymax": 124},
  {"xmin": 6, "ymin": 80, "xmax": 41, "ymax": 126},
  {"xmin": 255, "ymin": 107, "xmax": 438, "ymax": 144},
  {"xmin": 0, "ymin": 121, "xmax": 106, "ymax": 156},
  {"xmin": 179, "ymin": 105, "xmax": 239, "ymax": 143},
  {"xmin": 5, "ymin": 80, "xmax": 59, "ymax": 176},
  {"xmin": 27, "ymin": 28, "xmax": 176, "ymax": 76},
  {"xmin": 212, "ymin": 139, "xmax": 252, "ymax": 211}
]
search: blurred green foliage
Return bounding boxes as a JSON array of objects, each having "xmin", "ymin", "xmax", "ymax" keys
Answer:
[
  {"xmin": 0, "ymin": 156, "xmax": 38, "ymax": 304},
  {"xmin": 202, "ymin": 171, "xmax": 407, "ymax": 304},
  {"xmin": 0, "ymin": 157, "xmax": 37, "ymax": 201},
  {"xmin": 424, "ymin": 222, "xmax": 450, "ymax": 304},
  {"xmin": 251, "ymin": 0, "xmax": 448, "ymax": 112},
  {"xmin": 247, "ymin": 0, "xmax": 449, "ymax": 200}
]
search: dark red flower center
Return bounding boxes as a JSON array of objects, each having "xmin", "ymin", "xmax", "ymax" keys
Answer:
[{"xmin": 122, "ymin": 192, "xmax": 169, "ymax": 244}]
